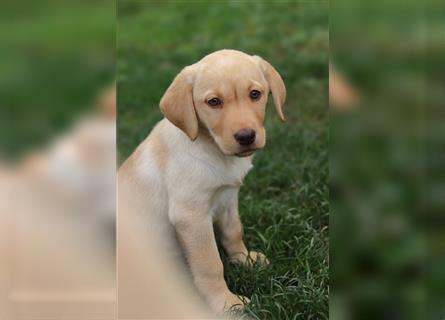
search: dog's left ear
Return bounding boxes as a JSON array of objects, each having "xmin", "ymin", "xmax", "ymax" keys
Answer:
[
  {"xmin": 253, "ymin": 56, "xmax": 286, "ymax": 122},
  {"xmin": 160, "ymin": 66, "xmax": 198, "ymax": 140}
]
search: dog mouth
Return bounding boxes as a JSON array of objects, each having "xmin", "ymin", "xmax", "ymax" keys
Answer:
[{"xmin": 234, "ymin": 148, "xmax": 257, "ymax": 157}]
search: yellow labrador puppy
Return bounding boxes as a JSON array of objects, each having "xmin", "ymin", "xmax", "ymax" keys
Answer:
[{"xmin": 118, "ymin": 49, "xmax": 285, "ymax": 313}]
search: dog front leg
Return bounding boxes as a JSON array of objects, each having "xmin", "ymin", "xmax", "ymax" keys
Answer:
[
  {"xmin": 173, "ymin": 211, "xmax": 248, "ymax": 313},
  {"xmin": 216, "ymin": 194, "xmax": 269, "ymax": 266}
]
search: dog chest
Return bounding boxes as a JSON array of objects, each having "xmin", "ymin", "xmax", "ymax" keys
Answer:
[{"xmin": 209, "ymin": 185, "xmax": 238, "ymax": 219}]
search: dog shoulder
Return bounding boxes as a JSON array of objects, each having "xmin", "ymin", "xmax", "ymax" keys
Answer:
[{"xmin": 118, "ymin": 120, "xmax": 169, "ymax": 185}]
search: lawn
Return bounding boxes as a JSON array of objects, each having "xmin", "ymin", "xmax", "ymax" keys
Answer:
[{"xmin": 117, "ymin": 1, "xmax": 329, "ymax": 319}]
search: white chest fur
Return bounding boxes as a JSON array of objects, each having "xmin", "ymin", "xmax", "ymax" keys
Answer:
[{"xmin": 161, "ymin": 120, "xmax": 254, "ymax": 218}]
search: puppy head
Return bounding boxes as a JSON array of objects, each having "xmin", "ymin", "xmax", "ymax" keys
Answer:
[{"xmin": 160, "ymin": 49, "xmax": 286, "ymax": 157}]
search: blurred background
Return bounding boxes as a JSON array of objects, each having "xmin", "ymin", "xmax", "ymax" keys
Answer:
[
  {"xmin": 0, "ymin": 0, "xmax": 115, "ymax": 161},
  {"xmin": 330, "ymin": 0, "xmax": 445, "ymax": 319},
  {"xmin": 117, "ymin": 1, "xmax": 329, "ymax": 319},
  {"xmin": 0, "ymin": 1, "xmax": 115, "ymax": 319}
]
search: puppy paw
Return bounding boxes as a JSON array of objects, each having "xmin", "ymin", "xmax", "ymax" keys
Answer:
[
  {"xmin": 209, "ymin": 291, "xmax": 249, "ymax": 313},
  {"xmin": 230, "ymin": 251, "xmax": 269, "ymax": 266},
  {"xmin": 248, "ymin": 251, "xmax": 269, "ymax": 266},
  {"xmin": 223, "ymin": 293, "xmax": 250, "ymax": 313}
]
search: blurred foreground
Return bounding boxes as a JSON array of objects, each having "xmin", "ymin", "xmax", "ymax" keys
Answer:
[{"xmin": 0, "ymin": 87, "xmax": 117, "ymax": 319}]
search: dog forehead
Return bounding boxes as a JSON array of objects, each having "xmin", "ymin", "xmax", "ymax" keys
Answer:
[
  {"xmin": 194, "ymin": 55, "xmax": 265, "ymax": 91},
  {"xmin": 199, "ymin": 49, "xmax": 251, "ymax": 62},
  {"xmin": 200, "ymin": 51, "xmax": 257, "ymax": 73}
]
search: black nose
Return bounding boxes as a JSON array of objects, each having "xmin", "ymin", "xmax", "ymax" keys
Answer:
[{"xmin": 234, "ymin": 128, "xmax": 256, "ymax": 146}]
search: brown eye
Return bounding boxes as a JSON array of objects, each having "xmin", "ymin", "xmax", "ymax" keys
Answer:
[
  {"xmin": 207, "ymin": 97, "xmax": 222, "ymax": 107},
  {"xmin": 250, "ymin": 90, "xmax": 261, "ymax": 100}
]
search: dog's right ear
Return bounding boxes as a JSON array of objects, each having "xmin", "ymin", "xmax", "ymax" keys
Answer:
[{"xmin": 160, "ymin": 66, "xmax": 198, "ymax": 140}]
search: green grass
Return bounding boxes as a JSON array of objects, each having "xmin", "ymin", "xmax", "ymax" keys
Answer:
[{"xmin": 117, "ymin": 1, "xmax": 329, "ymax": 319}]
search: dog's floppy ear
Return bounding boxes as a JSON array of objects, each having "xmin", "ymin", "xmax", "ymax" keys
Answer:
[
  {"xmin": 160, "ymin": 66, "xmax": 198, "ymax": 140},
  {"xmin": 253, "ymin": 56, "xmax": 286, "ymax": 122}
]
